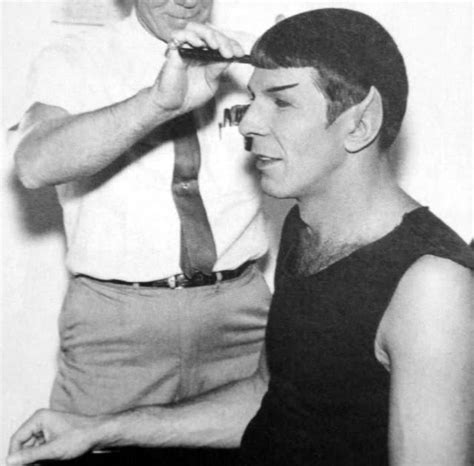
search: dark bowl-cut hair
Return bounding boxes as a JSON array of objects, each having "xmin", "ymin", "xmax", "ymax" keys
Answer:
[{"xmin": 250, "ymin": 8, "xmax": 408, "ymax": 151}]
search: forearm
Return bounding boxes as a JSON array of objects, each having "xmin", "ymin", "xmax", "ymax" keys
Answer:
[
  {"xmin": 92, "ymin": 374, "xmax": 266, "ymax": 450},
  {"xmin": 15, "ymin": 87, "xmax": 177, "ymax": 188}
]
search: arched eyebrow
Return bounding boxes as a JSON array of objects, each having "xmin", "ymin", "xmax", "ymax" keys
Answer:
[
  {"xmin": 265, "ymin": 83, "xmax": 299, "ymax": 93},
  {"xmin": 247, "ymin": 82, "xmax": 300, "ymax": 94}
]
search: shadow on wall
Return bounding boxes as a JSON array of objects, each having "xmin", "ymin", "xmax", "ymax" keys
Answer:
[
  {"xmin": 115, "ymin": 0, "xmax": 133, "ymax": 15},
  {"xmin": 8, "ymin": 170, "xmax": 64, "ymax": 237},
  {"xmin": 388, "ymin": 126, "xmax": 409, "ymax": 180}
]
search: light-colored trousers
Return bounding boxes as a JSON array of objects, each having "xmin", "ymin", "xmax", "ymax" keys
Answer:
[{"xmin": 50, "ymin": 264, "xmax": 271, "ymax": 415}]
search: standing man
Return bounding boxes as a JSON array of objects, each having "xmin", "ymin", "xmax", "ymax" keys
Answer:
[{"xmin": 13, "ymin": 0, "xmax": 270, "ymax": 417}]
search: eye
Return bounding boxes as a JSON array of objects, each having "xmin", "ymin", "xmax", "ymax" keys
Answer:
[{"xmin": 274, "ymin": 98, "xmax": 291, "ymax": 108}]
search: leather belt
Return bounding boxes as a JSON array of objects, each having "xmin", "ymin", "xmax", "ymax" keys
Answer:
[{"xmin": 76, "ymin": 261, "xmax": 255, "ymax": 290}]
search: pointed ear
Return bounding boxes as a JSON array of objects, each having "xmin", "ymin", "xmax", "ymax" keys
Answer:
[{"xmin": 344, "ymin": 86, "xmax": 383, "ymax": 153}]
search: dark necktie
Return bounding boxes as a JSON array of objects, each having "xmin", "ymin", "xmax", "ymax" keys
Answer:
[{"xmin": 171, "ymin": 112, "xmax": 217, "ymax": 277}]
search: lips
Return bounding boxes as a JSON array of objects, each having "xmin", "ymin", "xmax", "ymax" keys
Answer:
[
  {"xmin": 164, "ymin": 8, "xmax": 202, "ymax": 21},
  {"xmin": 254, "ymin": 153, "xmax": 282, "ymax": 170},
  {"xmin": 167, "ymin": 12, "xmax": 198, "ymax": 20}
]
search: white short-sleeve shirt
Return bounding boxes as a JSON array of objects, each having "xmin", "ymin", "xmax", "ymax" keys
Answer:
[{"xmin": 26, "ymin": 12, "xmax": 268, "ymax": 281}]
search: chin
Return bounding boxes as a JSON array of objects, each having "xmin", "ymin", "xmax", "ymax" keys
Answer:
[{"xmin": 261, "ymin": 179, "xmax": 292, "ymax": 200}]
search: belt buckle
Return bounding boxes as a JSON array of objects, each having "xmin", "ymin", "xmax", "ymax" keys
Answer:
[{"xmin": 191, "ymin": 271, "xmax": 207, "ymax": 286}]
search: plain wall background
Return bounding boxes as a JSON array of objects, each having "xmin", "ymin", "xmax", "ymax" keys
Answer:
[{"xmin": 1, "ymin": 0, "xmax": 472, "ymax": 458}]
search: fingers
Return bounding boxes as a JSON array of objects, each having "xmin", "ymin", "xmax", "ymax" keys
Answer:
[
  {"xmin": 8, "ymin": 410, "xmax": 46, "ymax": 455},
  {"xmin": 154, "ymin": 23, "xmax": 244, "ymax": 112},
  {"xmin": 176, "ymin": 23, "xmax": 243, "ymax": 83},
  {"xmin": 170, "ymin": 22, "xmax": 245, "ymax": 59},
  {"xmin": 21, "ymin": 433, "xmax": 45, "ymax": 450},
  {"xmin": 6, "ymin": 410, "xmax": 95, "ymax": 466},
  {"xmin": 203, "ymin": 60, "xmax": 231, "ymax": 87},
  {"xmin": 164, "ymin": 38, "xmax": 188, "ymax": 69},
  {"xmin": 7, "ymin": 439, "xmax": 67, "ymax": 466},
  {"xmin": 154, "ymin": 41, "xmax": 188, "ymax": 111}
]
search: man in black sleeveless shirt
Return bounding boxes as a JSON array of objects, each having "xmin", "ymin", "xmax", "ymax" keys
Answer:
[{"xmin": 7, "ymin": 8, "xmax": 473, "ymax": 466}]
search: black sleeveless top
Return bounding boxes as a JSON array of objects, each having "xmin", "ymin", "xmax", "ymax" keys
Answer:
[{"xmin": 240, "ymin": 206, "xmax": 474, "ymax": 465}]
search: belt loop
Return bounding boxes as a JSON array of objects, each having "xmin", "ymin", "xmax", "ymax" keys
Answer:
[
  {"xmin": 132, "ymin": 282, "xmax": 140, "ymax": 289},
  {"xmin": 167, "ymin": 276, "xmax": 177, "ymax": 289},
  {"xmin": 215, "ymin": 272, "xmax": 223, "ymax": 282}
]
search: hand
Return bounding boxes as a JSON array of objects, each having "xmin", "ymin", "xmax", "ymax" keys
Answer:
[
  {"xmin": 151, "ymin": 22, "xmax": 246, "ymax": 114},
  {"xmin": 7, "ymin": 409, "xmax": 100, "ymax": 465}
]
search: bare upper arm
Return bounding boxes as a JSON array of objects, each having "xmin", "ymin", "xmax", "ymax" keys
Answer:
[{"xmin": 377, "ymin": 255, "xmax": 473, "ymax": 465}]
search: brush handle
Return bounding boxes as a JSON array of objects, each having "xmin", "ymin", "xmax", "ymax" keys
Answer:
[{"xmin": 178, "ymin": 47, "xmax": 252, "ymax": 64}]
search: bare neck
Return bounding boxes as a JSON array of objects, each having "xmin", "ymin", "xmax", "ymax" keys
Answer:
[{"xmin": 298, "ymin": 153, "xmax": 419, "ymax": 246}]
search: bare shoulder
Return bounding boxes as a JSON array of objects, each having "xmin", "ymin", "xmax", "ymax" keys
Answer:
[
  {"xmin": 397, "ymin": 254, "xmax": 473, "ymax": 304},
  {"xmin": 376, "ymin": 255, "xmax": 473, "ymax": 367},
  {"xmin": 390, "ymin": 254, "xmax": 472, "ymax": 314}
]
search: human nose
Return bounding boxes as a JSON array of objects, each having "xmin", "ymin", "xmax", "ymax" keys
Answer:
[
  {"xmin": 238, "ymin": 102, "xmax": 264, "ymax": 138},
  {"xmin": 174, "ymin": 0, "xmax": 199, "ymax": 7}
]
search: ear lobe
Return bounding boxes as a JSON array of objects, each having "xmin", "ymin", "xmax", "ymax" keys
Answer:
[{"xmin": 344, "ymin": 86, "xmax": 383, "ymax": 153}]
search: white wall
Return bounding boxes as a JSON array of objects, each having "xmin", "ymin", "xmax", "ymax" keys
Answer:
[{"xmin": 1, "ymin": 0, "xmax": 472, "ymax": 459}]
